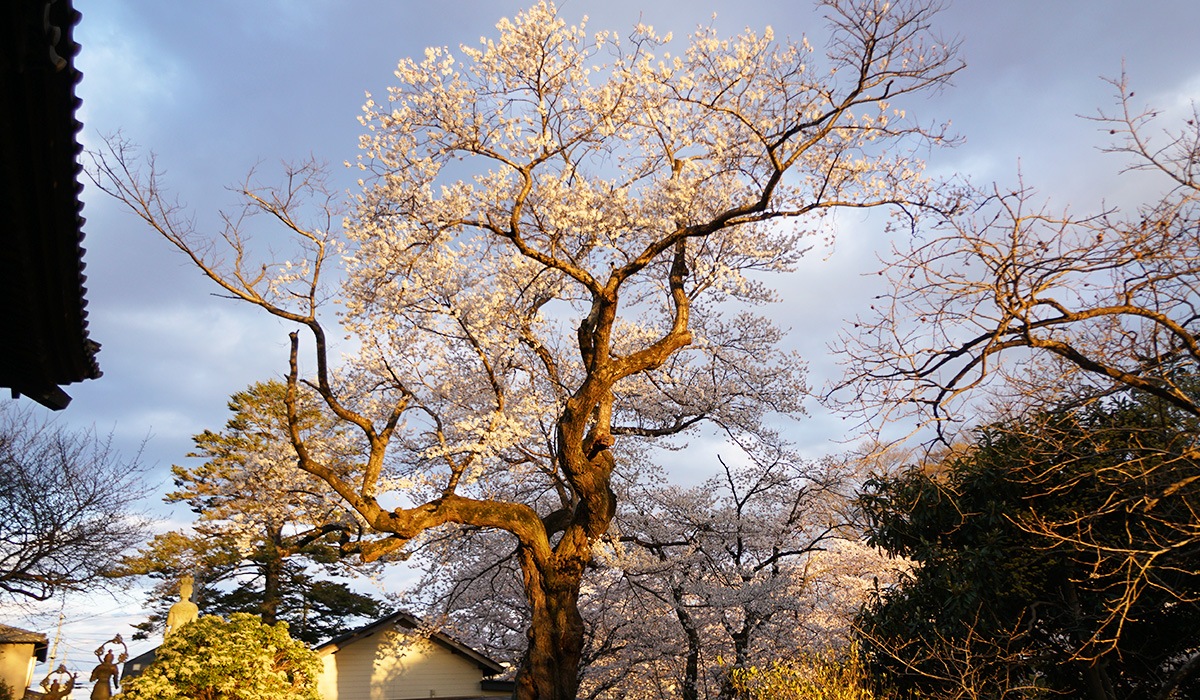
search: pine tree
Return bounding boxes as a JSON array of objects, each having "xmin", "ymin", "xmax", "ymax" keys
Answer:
[{"xmin": 118, "ymin": 381, "xmax": 389, "ymax": 644}]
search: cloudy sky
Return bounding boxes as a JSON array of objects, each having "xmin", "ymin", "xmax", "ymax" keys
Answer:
[{"xmin": 8, "ymin": 0, "xmax": 1200, "ymax": 676}]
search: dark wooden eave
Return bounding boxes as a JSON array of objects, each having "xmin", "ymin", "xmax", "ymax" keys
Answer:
[{"xmin": 0, "ymin": 0, "xmax": 100, "ymax": 410}]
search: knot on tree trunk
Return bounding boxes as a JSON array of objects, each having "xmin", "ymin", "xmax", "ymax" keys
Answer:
[{"xmin": 586, "ymin": 433, "xmax": 614, "ymax": 459}]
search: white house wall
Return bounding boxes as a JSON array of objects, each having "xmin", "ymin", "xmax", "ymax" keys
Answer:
[
  {"xmin": 0, "ymin": 642, "xmax": 37, "ymax": 697},
  {"xmin": 318, "ymin": 627, "xmax": 509, "ymax": 700}
]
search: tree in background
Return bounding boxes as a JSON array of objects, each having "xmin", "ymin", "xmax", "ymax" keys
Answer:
[
  {"xmin": 408, "ymin": 456, "xmax": 901, "ymax": 700},
  {"xmin": 595, "ymin": 457, "xmax": 869, "ymax": 700},
  {"xmin": 120, "ymin": 613, "xmax": 322, "ymax": 700},
  {"xmin": 856, "ymin": 390, "xmax": 1200, "ymax": 700},
  {"xmin": 834, "ymin": 76, "xmax": 1200, "ymax": 700},
  {"xmin": 91, "ymin": 1, "xmax": 960, "ymax": 696},
  {"xmin": 120, "ymin": 533, "xmax": 388, "ymax": 645},
  {"xmin": 116, "ymin": 381, "xmax": 389, "ymax": 644},
  {"xmin": 0, "ymin": 403, "xmax": 147, "ymax": 602}
]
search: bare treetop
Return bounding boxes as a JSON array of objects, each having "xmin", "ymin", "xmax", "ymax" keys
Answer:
[{"xmin": 837, "ymin": 74, "xmax": 1200, "ymax": 436}]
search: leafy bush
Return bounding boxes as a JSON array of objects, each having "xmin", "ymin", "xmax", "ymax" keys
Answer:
[
  {"xmin": 121, "ymin": 613, "xmax": 321, "ymax": 700},
  {"xmin": 727, "ymin": 645, "xmax": 889, "ymax": 700}
]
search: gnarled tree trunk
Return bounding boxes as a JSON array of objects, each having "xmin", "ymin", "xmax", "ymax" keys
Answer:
[{"xmin": 516, "ymin": 554, "xmax": 588, "ymax": 700}]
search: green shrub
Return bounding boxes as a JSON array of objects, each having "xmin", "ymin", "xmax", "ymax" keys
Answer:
[{"xmin": 121, "ymin": 613, "xmax": 321, "ymax": 700}]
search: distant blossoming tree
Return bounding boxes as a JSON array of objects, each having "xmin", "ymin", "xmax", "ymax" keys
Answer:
[
  {"xmin": 407, "ymin": 457, "xmax": 901, "ymax": 700},
  {"xmin": 91, "ymin": 1, "xmax": 959, "ymax": 697},
  {"xmin": 586, "ymin": 459, "xmax": 886, "ymax": 700}
]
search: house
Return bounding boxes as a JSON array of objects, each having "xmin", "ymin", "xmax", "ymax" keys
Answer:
[
  {"xmin": 315, "ymin": 611, "xmax": 514, "ymax": 700},
  {"xmin": 1, "ymin": 0, "xmax": 101, "ymax": 410},
  {"xmin": 0, "ymin": 623, "xmax": 47, "ymax": 698},
  {"xmin": 121, "ymin": 646, "xmax": 155, "ymax": 681}
]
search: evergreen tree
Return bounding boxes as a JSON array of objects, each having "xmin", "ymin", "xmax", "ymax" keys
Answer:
[
  {"xmin": 857, "ymin": 391, "xmax": 1200, "ymax": 700},
  {"xmin": 118, "ymin": 381, "xmax": 389, "ymax": 644}
]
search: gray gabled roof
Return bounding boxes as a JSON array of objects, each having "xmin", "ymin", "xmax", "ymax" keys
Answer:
[
  {"xmin": 315, "ymin": 610, "xmax": 505, "ymax": 676},
  {"xmin": 121, "ymin": 646, "xmax": 157, "ymax": 680},
  {"xmin": 0, "ymin": 623, "xmax": 48, "ymax": 661}
]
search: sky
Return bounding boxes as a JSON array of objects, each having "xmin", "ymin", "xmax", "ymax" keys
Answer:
[{"xmin": 6, "ymin": 0, "xmax": 1200, "ymax": 687}]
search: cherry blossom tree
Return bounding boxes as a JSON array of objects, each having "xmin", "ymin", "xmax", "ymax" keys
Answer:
[
  {"xmin": 90, "ymin": 1, "xmax": 958, "ymax": 697},
  {"xmin": 597, "ymin": 458, "xmax": 858, "ymax": 700},
  {"xmin": 405, "ymin": 457, "xmax": 903, "ymax": 700}
]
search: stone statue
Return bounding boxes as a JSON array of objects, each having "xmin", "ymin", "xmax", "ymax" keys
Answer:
[
  {"xmin": 89, "ymin": 651, "xmax": 119, "ymax": 700},
  {"xmin": 89, "ymin": 635, "xmax": 127, "ymax": 700},
  {"xmin": 41, "ymin": 676, "xmax": 76, "ymax": 700},
  {"xmin": 40, "ymin": 665, "xmax": 76, "ymax": 700},
  {"xmin": 165, "ymin": 574, "xmax": 200, "ymax": 638}
]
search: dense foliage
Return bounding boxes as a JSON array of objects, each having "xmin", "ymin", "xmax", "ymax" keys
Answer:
[
  {"xmin": 121, "ymin": 613, "xmax": 322, "ymax": 700},
  {"xmin": 727, "ymin": 645, "xmax": 888, "ymax": 700},
  {"xmin": 857, "ymin": 391, "xmax": 1200, "ymax": 700}
]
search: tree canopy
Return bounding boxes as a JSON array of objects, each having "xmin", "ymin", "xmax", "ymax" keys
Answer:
[
  {"xmin": 90, "ymin": 1, "xmax": 960, "ymax": 697},
  {"xmin": 841, "ymin": 76, "xmax": 1200, "ymax": 430},
  {"xmin": 824, "ymin": 70, "xmax": 1200, "ymax": 700}
]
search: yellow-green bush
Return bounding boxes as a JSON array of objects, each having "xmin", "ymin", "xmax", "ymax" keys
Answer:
[
  {"xmin": 727, "ymin": 646, "xmax": 889, "ymax": 700},
  {"xmin": 121, "ymin": 613, "xmax": 321, "ymax": 700}
]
